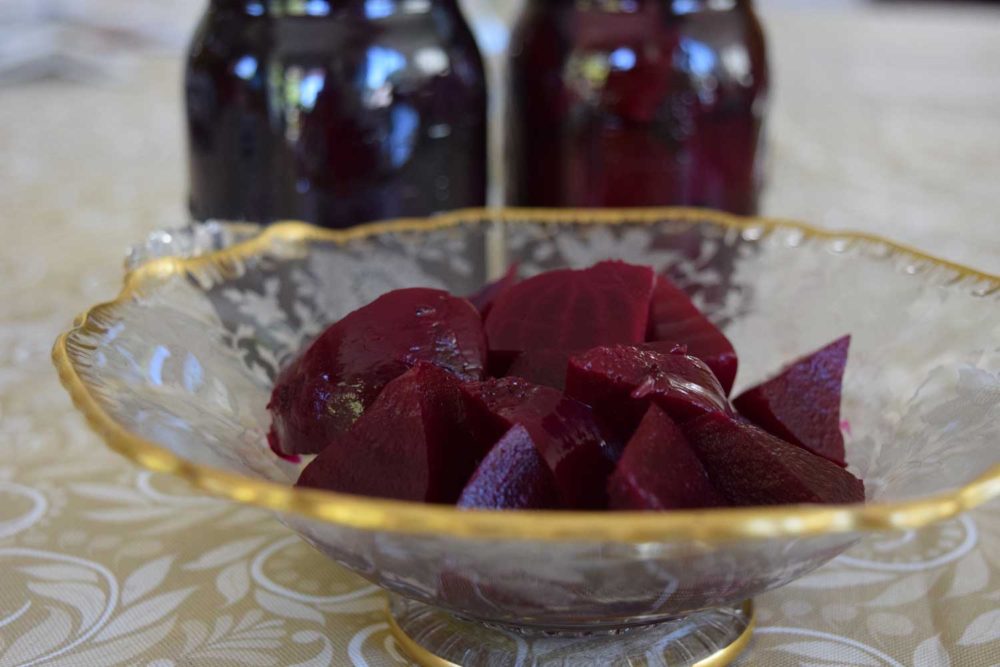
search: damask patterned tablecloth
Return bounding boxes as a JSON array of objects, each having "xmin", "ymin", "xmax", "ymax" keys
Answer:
[{"xmin": 2, "ymin": 3, "xmax": 1000, "ymax": 666}]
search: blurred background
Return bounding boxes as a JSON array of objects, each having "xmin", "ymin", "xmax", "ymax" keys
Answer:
[{"xmin": 1, "ymin": 0, "xmax": 998, "ymax": 271}]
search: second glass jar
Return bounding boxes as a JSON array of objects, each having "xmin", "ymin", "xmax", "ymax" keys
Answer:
[{"xmin": 506, "ymin": 0, "xmax": 768, "ymax": 214}]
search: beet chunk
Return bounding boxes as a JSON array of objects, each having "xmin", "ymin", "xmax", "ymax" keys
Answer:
[
  {"xmin": 458, "ymin": 425, "xmax": 560, "ymax": 509},
  {"xmin": 647, "ymin": 275, "xmax": 738, "ymax": 394},
  {"xmin": 504, "ymin": 348, "xmax": 572, "ymax": 390},
  {"xmin": 461, "ymin": 377, "xmax": 615, "ymax": 508},
  {"xmin": 683, "ymin": 412, "xmax": 865, "ymax": 506},
  {"xmin": 565, "ymin": 344, "xmax": 731, "ymax": 439},
  {"xmin": 296, "ymin": 364, "xmax": 487, "ymax": 503},
  {"xmin": 268, "ymin": 288, "xmax": 487, "ymax": 455},
  {"xmin": 503, "ymin": 343, "xmax": 688, "ymax": 391},
  {"xmin": 484, "ymin": 261, "xmax": 656, "ymax": 354},
  {"xmin": 733, "ymin": 336, "xmax": 850, "ymax": 467},
  {"xmin": 608, "ymin": 405, "xmax": 727, "ymax": 510},
  {"xmin": 467, "ymin": 264, "xmax": 519, "ymax": 317}
]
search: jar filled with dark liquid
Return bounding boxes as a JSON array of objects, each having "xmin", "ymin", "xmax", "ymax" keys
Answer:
[
  {"xmin": 185, "ymin": 0, "xmax": 488, "ymax": 228},
  {"xmin": 506, "ymin": 0, "xmax": 768, "ymax": 214}
]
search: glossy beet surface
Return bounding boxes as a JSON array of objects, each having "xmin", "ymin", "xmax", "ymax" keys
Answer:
[
  {"xmin": 608, "ymin": 405, "xmax": 726, "ymax": 510},
  {"xmin": 185, "ymin": 0, "xmax": 487, "ymax": 228},
  {"xmin": 683, "ymin": 412, "xmax": 864, "ymax": 506},
  {"xmin": 461, "ymin": 377, "xmax": 614, "ymax": 508},
  {"xmin": 268, "ymin": 288, "xmax": 486, "ymax": 454},
  {"xmin": 296, "ymin": 364, "xmax": 486, "ymax": 503},
  {"xmin": 506, "ymin": 0, "xmax": 768, "ymax": 213},
  {"xmin": 484, "ymin": 261, "xmax": 656, "ymax": 354},
  {"xmin": 504, "ymin": 349, "xmax": 572, "ymax": 390},
  {"xmin": 458, "ymin": 425, "xmax": 560, "ymax": 509},
  {"xmin": 467, "ymin": 264, "xmax": 519, "ymax": 317},
  {"xmin": 565, "ymin": 344, "xmax": 731, "ymax": 439},
  {"xmin": 647, "ymin": 276, "xmax": 738, "ymax": 394},
  {"xmin": 733, "ymin": 336, "xmax": 850, "ymax": 466}
]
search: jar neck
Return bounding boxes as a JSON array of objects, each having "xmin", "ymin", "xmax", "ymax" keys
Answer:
[{"xmin": 210, "ymin": 0, "xmax": 459, "ymax": 17}]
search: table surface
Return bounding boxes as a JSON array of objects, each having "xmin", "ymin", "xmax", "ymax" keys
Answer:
[{"xmin": 2, "ymin": 3, "xmax": 999, "ymax": 666}]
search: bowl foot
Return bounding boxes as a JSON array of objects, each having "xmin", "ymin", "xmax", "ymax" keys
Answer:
[{"xmin": 387, "ymin": 594, "xmax": 755, "ymax": 666}]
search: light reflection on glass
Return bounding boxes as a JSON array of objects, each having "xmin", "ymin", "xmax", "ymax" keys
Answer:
[
  {"xmin": 677, "ymin": 37, "xmax": 717, "ymax": 77},
  {"xmin": 183, "ymin": 354, "xmax": 203, "ymax": 392},
  {"xmin": 364, "ymin": 45, "xmax": 407, "ymax": 90},
  {"xmin": 304, "ymin": 0, "xmax": 330, "ymax": 16},
  {"xmin": 609, "ymin": 47, "xmax": 636, "ymax": 72},
  {"xmin": 387, "ymin": 105, "xmax": 420, "ymax": 167},
  {"xmin": 672, "ymin": 0, "xmax": 700, "ymax": 14},
  {"xmin": 414, "ymin": 47, "xmax": 449, "ymax": 76},
  {"xmin": 401, "ymin": 0, "xmax": 431, "ymax": 13},
  {"xmin": 149, "ymin": 346, "xmax": 171, "ymax": 386},
  {"xmin": 365, "ymin": 0, "xmax": 395, "ymax": 19},
  {"xmin": 299, "ymin": 70, "xmax": 326, "ymax": 110},
  {"xmin": 282, "ymin": 66, "xmax": 303, "ymax": 141},
  {"xmin": 722, "ymin": 44, "xmax": 753, "ymax": 85},
  {"xmin": 234, "ymin": 55, "xmax": 257, "ymax": 80}
]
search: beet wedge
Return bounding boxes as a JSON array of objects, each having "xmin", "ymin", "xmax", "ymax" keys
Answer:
[
  {"xmin": 458, "ymin": 425, "xmax": 560, "ymax": 509},
  {"xmin": 503, "ymin": 343, "xmax": 688, "ymax": 392},
  {"xmin": 733, "ymin": 336, "xmax": 850, "ymax": 467},
  {"xmin": 484, "ymin": 261, "xmax": 657, "ymax": 354},
  {"xmin": 565, "ymin": 344, "xmax": 731, "ymax": 440},
  {"xmin": 461, "ymin": 377, "xmax": 614, "ymax": 508},
  {"xmin": 504, "ymin": 348, "xmax": 572, "ymax": 390},
  {"xmin": 296, "ymin": 364, "xmax": 487, "ymax": 503},
  {"xmin": 647, "ymin": 275, "xmax": 738, "ymax": 394},
  {"xmin": 467, "ymin": 264, "xmax": 519, "ymax": 317},
  {"xmin": 608, "ymin": 405, "xmax": 727, "ymax": 510},
  {"xmin": 683, "ymin": 411, "xmax": 864, "ymax": 506},
  {"xmin": 269, "ymin": 288, "xmax": 486, "ymax": 455}
]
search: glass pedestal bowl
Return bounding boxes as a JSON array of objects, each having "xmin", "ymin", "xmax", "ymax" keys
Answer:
[{"xmin": 54, "ymin": 209, "xmax": 1000, "ymax": 666}]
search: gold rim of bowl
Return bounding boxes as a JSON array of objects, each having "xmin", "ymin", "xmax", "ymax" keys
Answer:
[{"xmin": 52, "ymin": 207, "xmax": 1000, "ymax": 543}]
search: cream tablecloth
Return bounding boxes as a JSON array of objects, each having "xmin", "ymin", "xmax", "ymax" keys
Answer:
[{"xmin": 2, "ymin": 3, "xmax": 999, "ymax": 665}]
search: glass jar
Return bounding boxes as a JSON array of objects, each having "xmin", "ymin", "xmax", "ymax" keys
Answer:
[
  {"xmin": 185, "ymin": 0, "xmax": 488, "ymax": 228},
  {"xmin": 506, "ymin": 0, "xmax": 768, "ymax": 214}
]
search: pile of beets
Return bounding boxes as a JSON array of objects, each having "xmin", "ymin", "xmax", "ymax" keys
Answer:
[{"xmin": 268, "ymin": 261, "xmax": 864, "ymax": 510}]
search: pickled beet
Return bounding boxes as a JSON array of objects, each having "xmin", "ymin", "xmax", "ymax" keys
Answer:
[
  {"xmin": 467, "ymin": 264, "xmax": 519, "ymax": 317},
  {"xmin": 296, "ymin": 364, "xmax": 486, "ymax": 503},
  {"xmin": 608, "ymin": 406, "xmax": 727, "ymax": 511},
  {"xmin": 733, "ymin": 336, "xmax": 850, "ymax": 467},
  {"xmin": 683, "ymin": 412, "xmax": 864, "ymax": 506},
  {"xmin": 458, "ymin": 425, "xmax": 559, "ymax": 510},
  {"xmin": 647, "ymin": 276, "xmax": 738, "ymax": 394},
  {"xmin": 484, "ymin": 261, "xmax": 656, "ymax": 354},
  {"xmin": 565, "ymin": 345, "xmax": 731, "ymax": 439},
  {"xmin": 504, "ymin": 349, "xmax": 572, "ymax": 390},
  {"xmin": 268, "ymin": 288, "xmax": 486, "ymax": 454},
  {"xmin": 461, "ymin": 377, "xmax": 614, "ymax": 508}
]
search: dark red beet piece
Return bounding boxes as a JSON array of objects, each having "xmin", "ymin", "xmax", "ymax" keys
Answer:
[
  {"xmin": 565, "ymin": 344, "xmax": 731, "ymax": 439},
  {"xmin": 484, "ymin": 261, "xmax": 656, "ymax": 353},
  {"xmin": 461, "ymin": 377, "xmax": 615, "ymax": 508},
  {"xmin": 608, "ymin": 405, "xmax": 727, "ymax": 510},
  {"xmin": 504, "ymin": 348, "xmax": 572, "ymax": 390},
  {"xmin": 683, "ymin": 412, "xmax": 865, "ymax": 506},
  {"xmin": 504, "ymin": 343, "xmax": 688, "ymax": 391},
  {"xmin": 467, "ymin": 264, "xmax": 519, "ymax": 317},
  {"xmin": 296, "ymin": 364, "xmax": 488, "ymax": 503},
  {"xmin": 733, "ymin": 336, "xmax": 850, "ymax": 467},
  {"xmin": 647, "ymin": 275, "xmax": 738, "ymax": 394},
  {"xmin": 457, "ymin": 425, "xmax": 560, "ymax": 509},
  {"xmin": 268, "ymin": 288, "xmax": 487, "ymax": 455}
]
